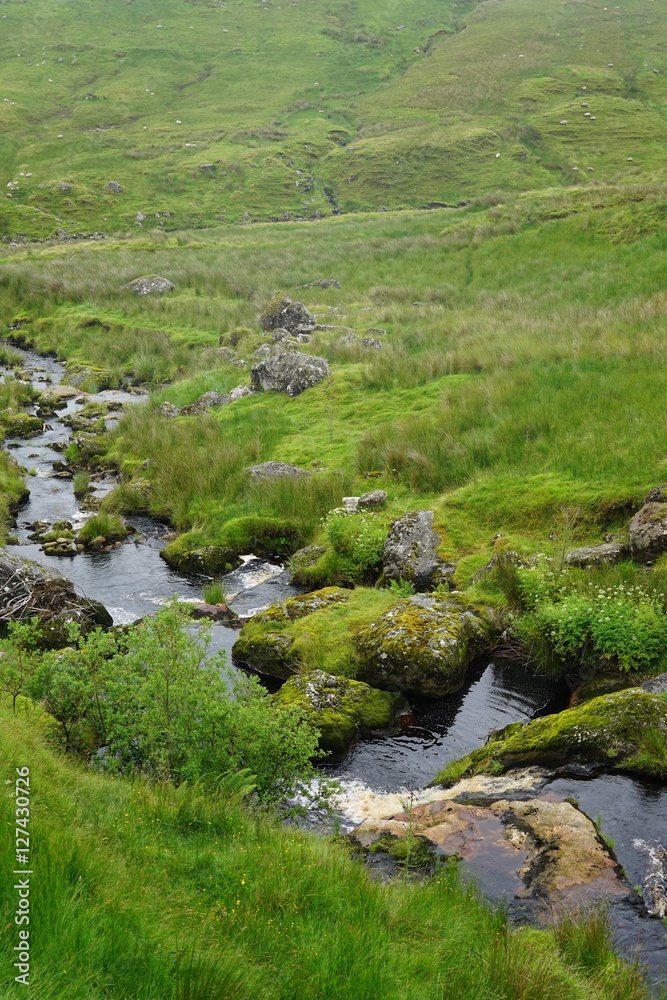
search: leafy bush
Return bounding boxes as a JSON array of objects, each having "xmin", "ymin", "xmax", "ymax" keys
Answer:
[{"xmin": 510, "ymin": 564, "xmax": 667, "ymax": 674}]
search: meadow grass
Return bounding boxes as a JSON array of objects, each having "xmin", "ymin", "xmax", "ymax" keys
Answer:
[{"xmin": 0, "ymin": 705, "xmax": 654, "ymax": 999}]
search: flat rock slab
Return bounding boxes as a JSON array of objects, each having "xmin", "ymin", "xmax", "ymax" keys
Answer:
[
  {"xmin": 356, "ymin": 795, "xmax": 627, "ymax": 911},
  {"xmin": 565, "ymin": 542, "xmax": 629, "ymax": 568}
]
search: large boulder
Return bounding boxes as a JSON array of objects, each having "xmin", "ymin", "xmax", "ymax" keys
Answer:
[
  {"xmin": 232, "ymin": 630, "xmax": 297, "ymax": 679},
  {"xmin": 382, "ymin": 510, "xmax": 454, "ymax": 591},
  {"xmin": 125, "ymin": 275, "xmax": 175, "ymax": 296},
  {"xmin": 436, "ymin": 688, "xmax": 667, "ymax": 784},
  {"xmin": 565, "ymin": 542, "xmax": 629, "ymax": 568},
  {"xmin": 259, "ymin": 293, "xmax": 315, "ymax": 333},
  {"xmin": 274, "ymin": 669, "xmax": 409, "ymax": 755},
  {"xmin": 629, "ymin": 502, "xmax": 667, "ymax": 563},
  {"xmin": 354, "ymin": 593, "xmax": 495, "ymax": 697},
  {"xmin": 251, "ymin": 348, "xmax": 329, "ymax": 396},
  {"xmin": 0, "ymin": 551, "xmax": 112, "ymax": 648},
  {"xmin": 160, "ymin": 542, "xmax": 241, "ymax": 576},
  {"xmin": 246, "ymin": 461, "xmax": 311, "ymax": 481}
]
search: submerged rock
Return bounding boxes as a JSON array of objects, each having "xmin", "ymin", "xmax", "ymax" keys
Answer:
[
  {"xmin": 629, "ymin": 502, "xmax": 667, "ymax": 563},
  {"xmin": 382, "ymin": 510, "xmax": 454, "ymax": 591},
  {"xmin": 125, "ymin": 275, "xmax": 175, "ymax": 296},
  {"xmin": 274, "ymin": 669, "xmax": 409, "ymax": 755},
  {"xmin": 0, "ymin": 550, "xmax": 112, "ymax": 648},
  {"xmin": 354, "ymin": 593, "xmax": 495, "ymax": 697},
  {"xmin": 251, "ymin": 348, "xmax": 330, "ymax": 396},
  {"xmin": 354, "ymin": 795, "xmax": 627, "ymax": 910},
  {"xmin": 565, "ymin": 542, "xmax": 629, "ymax": 568},
  {"xmin": 259, "ymin": 293, "xmax": 315, "ymax": 333}
]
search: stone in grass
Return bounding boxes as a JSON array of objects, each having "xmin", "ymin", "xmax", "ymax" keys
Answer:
[
  {"xmin": 274, "ymin": 669, "xmax": 409, "ymax": 755},
  {"xmin": 436, "ymin": 688, "xmax": 667, "ymax": 784},
  {"xmin": 382, "ymin": 510, "xmax": 454, "ymax": 591},
  {"xmin": 629, "ymin": 502, "xmax": 667, "ymax": 564},
  {"xmin": 358, "ymin": 490, "xmax": 387, "ymax": 509},
  {"xmin": 160, "ymin": 402, "xmax": 180, "ymax": 418},
  {"xmin": 105, "ymin": 181, "xmax": 123, "ymax": 193},
  {"xmin": 125, "ymin": 274, "xmax": 175, "ymax": 296},
  {"xmin": 259, "ymin": 293, "xmax": 315, "ymax": 333},
  {"xmin": 565, "ymin": 542, "xmax": 629, "ymax": 568},
  {"xmin": 229, "ymin": 385, "xmax": 253, "ymax": 401},
  {"xmin": 62, "ymin": 363, "xmax": 117, "ymax": 393},
  {"xmin": 180, "ymin": 391, "xmax": 231, "ymax": 415},
  {"xmin": 251, "ymin": 348, "xmax": 329, "ymax": 396},
  {"xmin": 354, "ymin": 593, "xmax": 495, "ymax": 697},
  {"xmin": 246, "ymin": 461, "xmax": 311, "ymax": 481}
]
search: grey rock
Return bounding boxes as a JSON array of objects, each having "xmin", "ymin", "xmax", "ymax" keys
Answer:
[
  {"xmin": 105, "ymin": 180, "xmax": 123, "ymax": 193},
  {"xmin": 160, "ymin": 402, "xmax": 180, "ymax": 418},
  {"xmin": 254, "ymin": 344, "xmax": 271, "ymax": 358},
  {"xmin": 251, "ymin": 348, "xmax": 330, "ymax": 396},
  {"xmin": 641, "ymin": 673, "xmax": 667, "ymax": 694},
  {"xmin": 229, "ymin": 385, "xmax": 253, "ymax": 401},
  {"xmin": 565, "ymin": 542, "xmax": 629, "ymax": 568},
  {"xmin": 383, "ymin": 510, "xmax": 449, "ymax": 591},
  {"xmin": 259, "ymin": 294, "xmax": 315, "ymax": 334},
  {"xmin": 361, "ymin": 337, "xmax": 382, "ymax": 350},
  {"xmin": 246, "ymin": 461, "xmax": 311, "ymax": 481},
  {"xmin": 645, "ymin": 484, "xmax": 667, "ymax": 504},
  {"xmin": 359, "ymin": 489, "xmax": 387, "ymax": 508},
  {"xmin": 629, "ymin": 502, "xmax": 667, "ymax": 564},
  {"xmin": 271, "ymin": 328, "xmax": 290, "ymax": 343},
  {"xmin": 342, "ymin": 497, "xmax": 360, "ymax": 514},
  {"xmin": 53, "ymin": 181, "xmax": 71, "ymax": 193},
  {"xmin": 199, "ymin": 163, "xmax": 215, "ymax": 172},
  {"xmin": 297, "ymin": 279, "xmax": 342, "ymax": 289},
  {"xmin": 181, "ymin": 391, "xmax": 231, "ymax": 415},
  {"xmin": 367, "ymin": 328, "xmax": 387, "ymax": 336},
  {"xmin": 126, "ymin": 274, "xmax": 175, "ymax": 295},
  {"xmin": 216, "ymin": 346, "xmax": 235, "ymax": 361},
  {"xmin": 136, "ymin": 211, "xmax": 146, "ymax": 222}
]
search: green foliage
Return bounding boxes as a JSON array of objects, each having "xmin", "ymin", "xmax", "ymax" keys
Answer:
[
  {"xmin": 0, "ymin": 617, "xmax": 41, "ymax": 713},
  {"xmin": 387, "ymin": 578, "xmax": 417, "ymax": 598},
  {"xmin": 202, "ymin": 580, "xmax": 227, "ymax": 605},
  {"xmin": 77, "ymin": 511, "xmax": 128, "ymax": 544},
  {"xmin": 72, "ymin": 470, "xmax": 90, "ymax": 497},
  {"xmin": 325, "ymin": 509, "xmax": 388, "ymax": 579},
  {"xmin": 511, "ymin": 565, "xmax": 667, "ymax": 674}
]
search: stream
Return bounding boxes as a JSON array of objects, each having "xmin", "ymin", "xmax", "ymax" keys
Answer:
[{"xmin": 3, "ymin": 346, "xmax": 667, "ymax": 988}]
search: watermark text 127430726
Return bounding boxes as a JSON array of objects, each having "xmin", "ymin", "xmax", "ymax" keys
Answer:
[{"xmin": 13, "ymin": 767, "xmax": 31, "ymax": 986}]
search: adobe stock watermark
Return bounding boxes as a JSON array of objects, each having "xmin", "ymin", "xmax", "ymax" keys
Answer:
[{"xmin": 13, "ymin": 766, "xmax": 31, "ymax": 986}]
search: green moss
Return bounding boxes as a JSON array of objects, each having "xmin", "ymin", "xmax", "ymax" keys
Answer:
[
  {"xmin": 435, "ymin": 689, "xmax": 667, "ymax": 784},
  {"xmin": 160, "ymin": 536, "xmax": 240, "ymax": 576},
  {"xmin": 274, "ymin": 669, "xmax": 407, "ymax": 755},
  {"xmin": 219, "ymin": 515, "xmax": 304, "ymax": 560},
  {"xmin": 354, "ymin": 594, "xmax": 496, "ymax": 697},
  {"xmin": 252, "ymin": 587, "xmax": 351, "ymax": 624},
  {"xmin": 63, "ymin": 363, "xmax": 118, "ymax": 393},
  {"xmin": 0, "ymin": 412, "xmax": 43, "ymax": 438},
  {"xmin": 77, "ymin": 512, "xmax": 129, "ymax": 546},
  {"xmin": 232, "ymin": 631, "xmax": 297, "ymax": 680}
]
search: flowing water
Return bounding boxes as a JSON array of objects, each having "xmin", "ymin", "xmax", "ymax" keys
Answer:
[{"xmin": 3, "ymin": 346, "xmax": 667, "ymax": 987}]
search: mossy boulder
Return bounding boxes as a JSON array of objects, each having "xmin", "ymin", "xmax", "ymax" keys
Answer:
[
  {"xmin": 62, "ymin": 364, "xmax": 118, "ymax": 393},
  {"xmin": 232, "ymin": 630, "xmax": 297, "ymax": 678},
  {"xmin": 252, "ymin": 586, "xmax": 350, "ymax": 625},
  {"xmin": 274, "ymin": 669, "xmax": 409, "ymax": 755},
  {"xmin": 160, "ymin": 539, "xmax": 241, "ymax": 576},
  {"xmin": 1, "ymin": 412, "xmax": 43, "ymax": 438},
  {"xmin": 436, "ymin": 688, "xmax": 667, "ymax": 784},
  {"xmin": 219, "ymin": 515, "xmax": 304, "ymax": 560},
  {"xmin": 354, "ymin": 593, "xmax": 496, "ymax": 697}
]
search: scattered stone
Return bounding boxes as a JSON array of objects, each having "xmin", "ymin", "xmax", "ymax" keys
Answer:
[
  {"xmin": 53, "ymin": 181, "xmax": 71, "ymax": 193},
  {"xmin": 136, "ymin": 211, "xmax": 146, "ymax": 222},
  {"xmin": 246, "ymin": 461, "xmax": 311, "ymax": 481},
  {"xmin": 361, "ymin": 337, "xmax": 382, "ymax": 350},
  {"xmin": 645, "ymin": 484, "xmax": 667, "ymax": 504},
  {"xmin": 186, "ymin": 602, "xmax": 242, "ymax": 627},
  {"xmin": 367, "ymin": 328, "xmax": 387, "ymax": 336},
  {"xmin": 251, "ymin": 348, "xmax": 330, "ymax": 396},
  {"xmin": 354, "ymin": 594, "xmax": 495, "ymax": 697},
  {"xmin": 382, "ymin": 510, "xmax": 453, "ymax": 591},
  {"xmin": 181, "ymin": 391, "xmax": 231, "ymax": 415},
  {"xmin": 216, "ymin": 346, "xmax": 235, "ymax": 361},
  {"xmin": 358, "ymin": 490, "xmax": 387, "ymax": 508},
  {"xmin": 259, "ymin": 293, "xmax": 315, "ymax": 333},
  {"xmin": 629, "ymin": 502, "xmax": 667, "ymax": 563},
  {"xmin": 159, "ymin": 401, "xmax": 180, "ymax": 418},
  {"xmin": 125, "ymin": 274, "xmax": 175, "ymax": 296},
  {"xmin": 199, "ymin": 163, "xmax": 215, "ymax": 172},
  {"xmin": 565, "ymin": 542, "xmax": 629, "ymax": 568},
  {"xmin": 105, "ymin": 181, "xmax": 123, "ymax": 193},
  {"xmin": 296, "ymin": 279, "xmax": 342, "ymax": 290},
  {"xmin": 275, "ymin": 669, "xmax": 409, "ymax": 755},
  {"xmin": 229, "ymin": 385, "xmax": 253, "ymax": 401}
]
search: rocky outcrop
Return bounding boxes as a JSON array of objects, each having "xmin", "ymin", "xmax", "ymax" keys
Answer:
[
  {"xmin": 181, "ymin": 391, "xmax": 230, "ymax": 415},
  {"xmin": 251, "ymin": 348, "xmax": 329, "ymax": 396},
  {"xmin": 565, "ymin": 542, "xmax": 629, "ymax": 568},
  {"xmin": 246, "ymin": 461, "xmax": 311, "ymax": 481},
  {"xmin": 0, "ymin": 551, "xmax": 112, "ymax": 648},
  {"xmin": 259, "ymin": 293, "xmax": 315, "ymax": 333},
  {"xmin": 354, "ymin": 594, "xmax": 495, "ymax": 697},
  {"xmin": 354, "ymin": 793, "xmax": 627, "ymax": 910},
  {"xmin": 629, "ymin": 503, "xmax": 667, "ymax": 563},
  {"xmin": 125, "ymin": 275, "xmax": 175, "ymax": 296},
  {"xmin": 382, "ymin": 510, "xmax": 454, "ymax": 591},
  {"xmin": 274, "ymin": 669, "xmax": 409, "ymax": 755},
  {"xmin": 436, "ymin": 688, "xmax": 667, "ymax": 784}
]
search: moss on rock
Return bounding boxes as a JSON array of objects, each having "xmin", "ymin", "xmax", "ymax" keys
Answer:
[
  {"xmin": 354, "ymin": 593, "xmax": 496, "ymax": 697},
  {"xmin": 63, "ymin": 363, "xmax": 118, "ymax": 393},
  {"xmin": 161, "ymin": 537, "xmax": 241, "ymax": 576},
  {"xmin": 1, "ymin": 412, "xmax": 43, "ymax": 438},
  {"xmin": 232, "ymin": 630, "xmax": 297, "ymax": 679},
  {"xmin": 274, "ymin": 669, "xmax": 408, "ymax": 755},
  {"xmin": 252, "ymin": 586, "xmax": 350, "ymax": 625},
  {"xmin": 435, "ymin": 688, "xmax": 667, "ymax": 784}
]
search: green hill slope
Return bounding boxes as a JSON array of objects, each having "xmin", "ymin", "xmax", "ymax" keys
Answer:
[{"xmin": 0, "ymin": 0, "xmax": 665, "ymax": 237}]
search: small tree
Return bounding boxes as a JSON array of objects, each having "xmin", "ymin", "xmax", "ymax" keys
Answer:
[{"xmin": 0, "ymin": 618, "xmax": 41, "ymax": 714}]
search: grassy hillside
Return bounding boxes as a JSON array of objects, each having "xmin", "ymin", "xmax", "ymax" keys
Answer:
[
  {"xmin": 0, "ymin": 704, "xmax": 654, "ymax": 999},
  {"xmin": 0, "ymin": 0, "xmax": 666, "ymax": 237}
]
